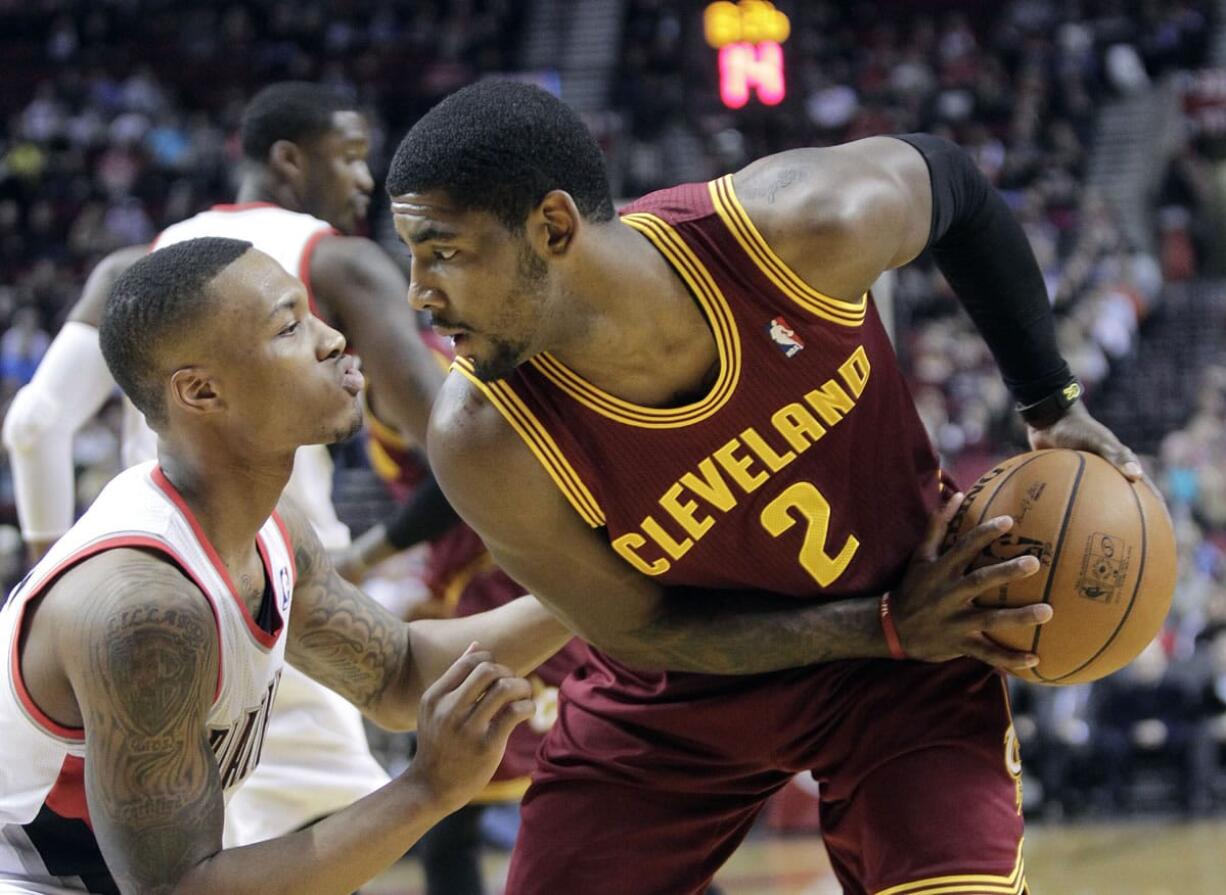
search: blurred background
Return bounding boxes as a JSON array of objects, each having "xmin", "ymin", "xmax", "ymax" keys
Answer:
[{"xmin": 3, "ymin": 0, "xmax": 1226, "ymax": 892}]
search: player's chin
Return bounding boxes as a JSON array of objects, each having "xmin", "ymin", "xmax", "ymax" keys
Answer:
[{"xmin": 318, "ymin": 397, "xmax": 364, "ymax": 445}]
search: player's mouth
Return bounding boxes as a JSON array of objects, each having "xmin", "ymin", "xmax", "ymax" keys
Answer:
[
  {"xmin": 337, "ymin": 355, "xmax": 365, "ymax": 396},
  {"xmin": 351, "ymin": 195, "xmax": 370, "ymax": 219},
  {"xmin": 431, "ymin": 323, "xmax": 474, "ymax": 353}
]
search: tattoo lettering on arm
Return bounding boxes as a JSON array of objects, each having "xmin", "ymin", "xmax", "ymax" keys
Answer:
[
  {"xmin": 65, "ymin": 552, "xmax": 224, "ymax": 893},
  {"xmin": 281, "ymin": 503, "xmax": 413, "ymax": 725}
]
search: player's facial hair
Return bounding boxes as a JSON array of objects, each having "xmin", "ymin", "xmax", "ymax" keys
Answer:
[{"xmin": 470, "ymin": 242, "xmax": 548, "ymax": 382}]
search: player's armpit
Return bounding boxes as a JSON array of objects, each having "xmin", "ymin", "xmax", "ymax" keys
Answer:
[
  {"xmin": 56, "ymin": 550, "xmax": 224, "ymax": 894},
  {"xmin": 308, "ymin": 235, "xmax": 444, "ymax": 445},
  {"xmin": 730, "ymin": 138, "xmax": 932, "ymax": 302}
]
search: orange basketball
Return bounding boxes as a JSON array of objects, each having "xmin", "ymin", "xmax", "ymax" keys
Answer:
[{"xmin": 945, "ymin": 449, "xmax": 1176, "ymax": 685}]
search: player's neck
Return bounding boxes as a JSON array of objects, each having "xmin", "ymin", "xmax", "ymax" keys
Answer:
[
  {"xmin": 157, "ymin": 437, "xmax": 295, "ymax": 563},
  {"xmin": 548, "ymin": 224, "xmax": 719, "ymax": 408},
  {"xmin": 235, "ymin": 173, "xmax": 299, "ymax": 215}
]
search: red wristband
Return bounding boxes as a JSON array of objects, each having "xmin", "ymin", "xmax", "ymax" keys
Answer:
[{"xmin": 879, "ymin": 593, "xmax": 907, "ymax": 660}]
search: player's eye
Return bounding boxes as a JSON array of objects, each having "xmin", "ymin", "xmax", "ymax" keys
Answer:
[
  {"xmin": 434, "ymin": 248, "xmax": 458, "ymax": 262},
  {"xmin": 278, "ymin": 321, "xmax": 300, "ymax": 337}
]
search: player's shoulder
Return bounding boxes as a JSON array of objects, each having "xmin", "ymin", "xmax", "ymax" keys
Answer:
[
  {"xmin": 429, "ymin": 369, "xmax": 517, "ymax": 461},
  {"xmin": 731, "ymin": 137, "xmax": 919, "ymax": 237},
  {"xmin": 428, "ymin": 370, "xmax": 542, "ymax": 499},
  {"xmin": 42, "ymin": 548, "xmax": 218, "ymax": 667}
]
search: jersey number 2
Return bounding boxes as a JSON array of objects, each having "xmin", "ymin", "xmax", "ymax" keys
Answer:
[{"xmin": 759, "ymin": 481, "xmax": 859, "ymax": 586}]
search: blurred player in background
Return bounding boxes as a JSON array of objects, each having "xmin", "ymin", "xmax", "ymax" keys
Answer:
[
  {"xmin": 1, "ymin": 81, "xmax": 453, "ymax": 848},
  {"xmin": 0, "ymin": 237, "xmax": 569, "ymax": 894},
  {"xmin": 388, "ymin": 81, "xmax": 1143, "ymax": 895}
]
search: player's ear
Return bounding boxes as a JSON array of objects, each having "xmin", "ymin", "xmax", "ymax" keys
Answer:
[
  {"xmin": 268, "ymin": 139, "xmax": 306, "ymax": 186},
  {"xmin": 536, "ymin": 190, "xmax": 580, "ymax": 257},
  {"xmin": 169, "ymin": 367, "xmax": 225, "ymax": 416}
]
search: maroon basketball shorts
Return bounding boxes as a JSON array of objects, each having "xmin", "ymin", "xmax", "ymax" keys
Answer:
[{"xmin": 506, "ymin": 656, "xmax": 1028, "ymax": 895}]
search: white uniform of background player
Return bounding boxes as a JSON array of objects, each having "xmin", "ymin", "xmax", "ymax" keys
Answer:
[
  {"xmin": 2, "ymin": 204, "xmax": 390, "ymax": 847},
  {"xmin": 0, "ymin": 462, "xmax": 296, "ymax": 892}
]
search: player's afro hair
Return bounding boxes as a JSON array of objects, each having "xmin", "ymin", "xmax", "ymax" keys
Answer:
[
  {"xmin": 100, "ymin": 237, "xmax": 252, "ymax": 427},
  {"xmin": 240, "ymin": 81, "xmax": 356, "ymax": 162},
  {"xmin": 386, "ymin": 80, "xmax": 615, "ymax": 230}
]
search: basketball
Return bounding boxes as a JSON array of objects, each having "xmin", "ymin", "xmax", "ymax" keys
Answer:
[{"xmin": 945, "ymin": 449, "xmax": 1177, "ymax": 685}]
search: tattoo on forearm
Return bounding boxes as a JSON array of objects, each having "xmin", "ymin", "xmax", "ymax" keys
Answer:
[
  {"xmin": 287, "ymin": 522, "xmax": 409, "ymax": 714},
  {"xmin": 625, "ymin": 590, "xmax": 876, "ymax": 674}
]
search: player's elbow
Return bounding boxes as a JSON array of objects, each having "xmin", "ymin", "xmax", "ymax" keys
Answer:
[{"xmin": 2, "ymin": 385, "xmax": 56, "ymax": 451}]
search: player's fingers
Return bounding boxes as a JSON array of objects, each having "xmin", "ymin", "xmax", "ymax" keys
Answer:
[
  {"xmin": 950, "ymin": 555, "xmax": 1041, "ymax": 602},
  {"xmin": 917, "ymin": 491, "xmax": 964, "ymax": 562},
  {"xmin": 1097, "ymin": 436, "xmax": 1143, "ymax": 482},
  {"xmin": 938, "ymin": 515, "xmax": 1015, "ymax": 576},
  {"xmin": 974, "ymin": 603, "xmax": 1053, "ymax": 631},
  {"xmin": 485, "ymin": 698, "xmax": 536, "ymax": 745},
  {"xmin": 421, "ymin": 646, "xmax": 492, "ymax": 708},
  {"xmin": 449, "ymin": 660, "xmax": 520, "ymax": 712},
  {"xmin": 961, "ymin": 633, "xmax": 1039, "ymax": 672},
  {"xmin": 467, "ymin": 675, "xmax": 533, "ymax": 728}
]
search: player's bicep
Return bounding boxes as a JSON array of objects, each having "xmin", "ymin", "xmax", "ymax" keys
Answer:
[
  {"xmin": 428, "ymin": 378, "xmax": 664, "ymax": 651},
  {"xmin": 280, "ymin": 499, "xmax": 413, "ymax": 725},
  {"xmin": 60, "ymin": 552, "xmax": 223, "ymax": 893}
]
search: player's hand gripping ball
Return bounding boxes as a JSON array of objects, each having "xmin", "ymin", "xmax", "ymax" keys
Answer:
[{"xmin": 944, "ymin": 449, "xmax": 1176, "ymax": 684}]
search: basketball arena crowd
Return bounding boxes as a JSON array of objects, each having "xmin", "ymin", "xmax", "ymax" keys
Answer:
[{"xmin": 2, "ymin": 0, "xmax": 1226, "ymax": 835}]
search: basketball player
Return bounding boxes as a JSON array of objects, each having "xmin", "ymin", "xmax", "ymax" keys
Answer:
[
  {"xmin": 0, "ymin": 237, "xmax": 570, "ymax": 895},
  {"xmin": 386, "ymin": 81, "xmax": 1144, "ymax": 894},
  {"xmin": 1, "ymin": 82, "xmax": 453, "ymax": 846},
  {"xmin": 353, "ymin": 334, "xmax": 588, "ymax": 895}
]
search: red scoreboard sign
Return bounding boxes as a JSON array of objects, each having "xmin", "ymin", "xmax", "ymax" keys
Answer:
[{"xmin": 704, "ymin": 0, "xmax": 790, "ymax": 109}]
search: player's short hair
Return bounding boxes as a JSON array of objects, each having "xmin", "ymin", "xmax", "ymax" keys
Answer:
[
  {"xmin": 100, "ymin": 237, "xmax": 252, "ymax": 427},
  {"xmin": 240, "ymin": 81, "xmax": 356, "ymax": 162},
  {"xmin": 386, "ymin": 79, "xmax": 615, "ymax": 230}
]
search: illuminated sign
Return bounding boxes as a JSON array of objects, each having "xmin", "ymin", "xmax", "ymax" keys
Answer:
[{"xmin": 704, "ymin": 0, "xmax": 789, "ymax": 109}]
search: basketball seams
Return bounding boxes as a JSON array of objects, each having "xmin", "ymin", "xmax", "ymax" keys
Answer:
[
  {"xmin": 1046, "ymin": 470, "xmax": 1149, "ymax": 684},
  {"xmin": 1029, "ymin": 452, "xmax": 1085, "ymax": 681}
]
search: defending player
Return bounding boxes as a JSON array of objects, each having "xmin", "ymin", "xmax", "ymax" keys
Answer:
[
  {"xmin": 386, "ymin": 81, "xmax": 1143, "ymax": 894},
  {"xmin": 0, "ymin": 237, "xmax": 570, "ymax": 895},
  {"xmin": 1, "ymin": 82, "xmax": 452, "ymax": 846}
]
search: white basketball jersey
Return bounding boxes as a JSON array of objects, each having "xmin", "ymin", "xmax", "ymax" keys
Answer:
[
  {"xmin": 0, "ymin": 462, "xmax": 295, "ymax": 892},
  {"xmin": 120, "ymin": 204, "xmax": 352, "ymax": 551}
]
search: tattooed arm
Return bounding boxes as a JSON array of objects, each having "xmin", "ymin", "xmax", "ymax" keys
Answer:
[
  {"xmin": 279, "ymin": 498, "xmax": 570, "ymax": 730},
  {"xmin": 45, "ymin": 547, "xmax": 536, "ymax": 894},
  {"xmin": 57, "ymin": 550, "xmax": 223, "ymax": 894}
]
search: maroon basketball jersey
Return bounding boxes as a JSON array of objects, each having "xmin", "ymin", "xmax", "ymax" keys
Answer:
[{"xmin": 455, "ymin": 175, "xmax": 944, "ymax": 600}]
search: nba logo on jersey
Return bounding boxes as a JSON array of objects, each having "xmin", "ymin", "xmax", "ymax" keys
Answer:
[{"xmin": 766, "ymin": 316, "xmax": 804, "ymax": 357}]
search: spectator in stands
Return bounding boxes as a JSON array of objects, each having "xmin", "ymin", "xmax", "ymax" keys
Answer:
[{"xmin": 1089, "ymin": 639, "xmax": 1200, "ymax": 812}]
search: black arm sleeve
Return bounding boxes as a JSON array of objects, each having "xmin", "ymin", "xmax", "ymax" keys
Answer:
[
  {"xmin": 383, "ymin": 472, "xmax": 461, "ymax": 551},
  {"xmin": 894, "ymin": 133, "xmax": 1073, "ymax": 406}
]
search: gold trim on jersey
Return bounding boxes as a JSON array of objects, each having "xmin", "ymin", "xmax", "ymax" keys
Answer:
[
  {"xmin": 453, "ymin": 358, "xmax": 606, "ymax": 528},
  {"xmin": 709, "ymin": 174, "xmax": 867, "ymax": 327},
  {"xmin": 524, "ymin": 211, "xmax": 742, "ymax": 429},
  {"xmin": 873, "ymin": 839, "xmax": 1026, "ymax": 895},
  {"xmin": 441, "ymin": 551, "xmax": 498, "ymax": 611},
  {"xmin": 474, "ymin": 775, "xmax": 532, "ymax": 804}
]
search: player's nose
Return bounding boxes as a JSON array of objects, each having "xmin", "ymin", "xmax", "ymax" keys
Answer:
[
  {"xmin": 314, "ymin": 317, "xmax": 346, "ymax": 360},
  {"xmin": 407, "ymin": 277, "xmax": 444, "ymax": 313}
]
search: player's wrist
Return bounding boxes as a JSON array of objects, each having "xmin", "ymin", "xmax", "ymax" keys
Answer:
[
  {"xmin": 878, "ymin": 593, "xmax": 907, "ymax": 660},
  {"xmin": 1017, "ymin": 377, "xmax": 1082, "ymax": 430}
]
